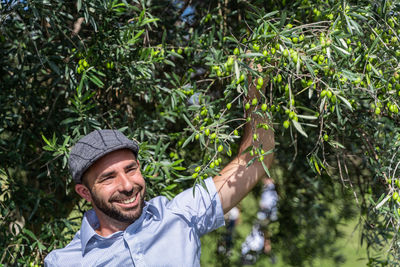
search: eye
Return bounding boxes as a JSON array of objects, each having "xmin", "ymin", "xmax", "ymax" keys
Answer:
[
  {"xmin": 99, "ymin": 175, "xmax": 115, "ymax": 183},
  {"xmin": 127, "ymin": 167, "xmax": 137, "ymax": 173}
]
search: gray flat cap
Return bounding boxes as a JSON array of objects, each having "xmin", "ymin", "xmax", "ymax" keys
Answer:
[{"xmin": 69, "ymin": 129, "xmax": 139, "ymax": 183}]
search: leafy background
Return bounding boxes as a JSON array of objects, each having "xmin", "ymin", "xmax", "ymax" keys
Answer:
[{"xmin": 1, "ymin": 0, "xmax": 400, "ymax": 266}]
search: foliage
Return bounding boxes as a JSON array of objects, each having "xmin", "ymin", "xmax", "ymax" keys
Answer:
[{"xmin": 1, "ymin": 0, "xmax": 400, "ymax": 265}]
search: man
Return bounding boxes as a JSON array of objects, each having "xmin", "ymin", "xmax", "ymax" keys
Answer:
[{"xmin": 44, "ymin": 86, "xmax": 274, "ymax": 266}]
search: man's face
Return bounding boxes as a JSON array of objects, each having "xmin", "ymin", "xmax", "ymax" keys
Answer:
[{"xmin": 81, "ymin": 149, "xmax": 146, "ymax": 224}]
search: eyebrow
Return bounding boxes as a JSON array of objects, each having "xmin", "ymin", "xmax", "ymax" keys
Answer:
[
  {"xmin": 99, "ymin": 170, "xmax": 116, "ymax": 179},
  {"xmin": 97, "ymin": 161, "xmax": 138, "ymax": 180},
  {"xmin": 124, "ymin": 162, "xmax": 138, "ymax": 171}
]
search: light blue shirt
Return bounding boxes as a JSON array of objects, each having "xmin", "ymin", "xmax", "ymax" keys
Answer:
[{"xmin": 44, "ymin": 178, "xmax": 225, "ymax": 266}]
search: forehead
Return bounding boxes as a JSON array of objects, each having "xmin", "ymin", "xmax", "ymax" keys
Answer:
[{"xmin": 86, "ymin": 149, "xmax": 137, "ymax": 177}]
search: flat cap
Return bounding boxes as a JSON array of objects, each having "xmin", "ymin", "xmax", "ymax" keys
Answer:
[{"xmin": 69, "ymin": 129, "xmax": 139, "ymax": 183}]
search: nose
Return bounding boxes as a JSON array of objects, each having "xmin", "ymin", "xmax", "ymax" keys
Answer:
[{"xmin": 118, "ymin": 172, "xmax": 134, "ymax": 193}]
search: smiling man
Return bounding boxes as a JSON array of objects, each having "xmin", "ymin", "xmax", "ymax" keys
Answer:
[
  {"xmin": 44, "ymin": 88, "xmax": 274, "ymax": 266},
  {"xmin": 76, "ymin": 148, "xmax": 146, "ymax": 236}
]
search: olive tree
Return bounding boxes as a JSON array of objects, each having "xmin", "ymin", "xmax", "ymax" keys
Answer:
[{"xmin": 0, "ymin": 0, "xmax": 399, "ymax": 266}]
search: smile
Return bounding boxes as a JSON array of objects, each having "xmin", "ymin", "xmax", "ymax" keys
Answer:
[{"xmin": 120, "ymin": 195, "xmax": 136, "ymax": 204}]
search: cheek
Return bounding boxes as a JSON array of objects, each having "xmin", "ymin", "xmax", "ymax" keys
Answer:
[
  {"xmin": 136, "ymin": 175, "xmax": 146, "ymax": 188},
  {"xmin": 92, "ymin": 186, "xmax": 114, "ymax": 201}
]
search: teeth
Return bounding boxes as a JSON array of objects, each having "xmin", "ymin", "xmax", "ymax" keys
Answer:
[{"xmin": 121, "ymin": 195, "xmax": 136, "ymax": 204}]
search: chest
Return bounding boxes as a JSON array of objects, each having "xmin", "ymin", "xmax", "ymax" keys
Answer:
[{"xmin": 83, "ymin": 218, "xmax": 201, "ymax": 267}]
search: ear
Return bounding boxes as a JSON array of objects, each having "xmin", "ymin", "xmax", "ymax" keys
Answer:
[{"xmin": 75, "ymin": 184, "xmax": 92, "ymax": 202}]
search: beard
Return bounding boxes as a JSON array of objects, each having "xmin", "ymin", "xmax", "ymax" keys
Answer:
[{"xmin": 89, "ymin": 186, "xmax": 145, "ymax": 224}]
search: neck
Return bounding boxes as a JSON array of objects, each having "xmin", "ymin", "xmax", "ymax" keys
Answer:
[{"xmin": 93, "ymin": 208, "xmax": 132, "ymax": 237}]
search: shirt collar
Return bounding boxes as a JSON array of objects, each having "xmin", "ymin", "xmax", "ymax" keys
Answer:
[
  {"xmin": 80, "ymin": 201, "xmax": 160, "ymax": 254},
  {"xmin": 80, "ymin": 209, "xmax": 100, "ymax": 254},
  {"xmin": 146, "ymin": 201, "xmax": 161, "ymax": 221}
]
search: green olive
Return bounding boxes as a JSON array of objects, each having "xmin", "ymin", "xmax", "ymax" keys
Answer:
[
  {"xmin": 261, "ymin": 103, "xmax": 267, "ymax": 111},
  {"xmin": 218, "ymin": 145, "xmax": 224, "ymax": 152},
  {"xmin": 283, "ymin": 120, "xmax": 290, "ymax": 129}
]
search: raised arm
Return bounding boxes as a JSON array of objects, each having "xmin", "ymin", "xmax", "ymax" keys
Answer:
[{"xmin": 213, "ymin": 74, "xmax": 275, "ymax": 214}]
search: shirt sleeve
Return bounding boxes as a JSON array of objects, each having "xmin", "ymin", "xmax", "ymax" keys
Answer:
[
  {"xmin": 167, "ymin": 177, "xmax": 225, "ymax": 236},
  {"xmin": 44, "ymin": 253, "xmax": 55, "ymax": 267}
]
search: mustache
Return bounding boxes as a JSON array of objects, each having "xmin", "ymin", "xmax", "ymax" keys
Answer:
[{"xmin": 109, "ymin": 185, "xmax": 143, "ymax": 202}]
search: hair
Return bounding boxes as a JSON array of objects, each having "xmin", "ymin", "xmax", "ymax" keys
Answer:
[{"xmin": 80, "ymin": 171, "xmax": 90, "ymax": 188}]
